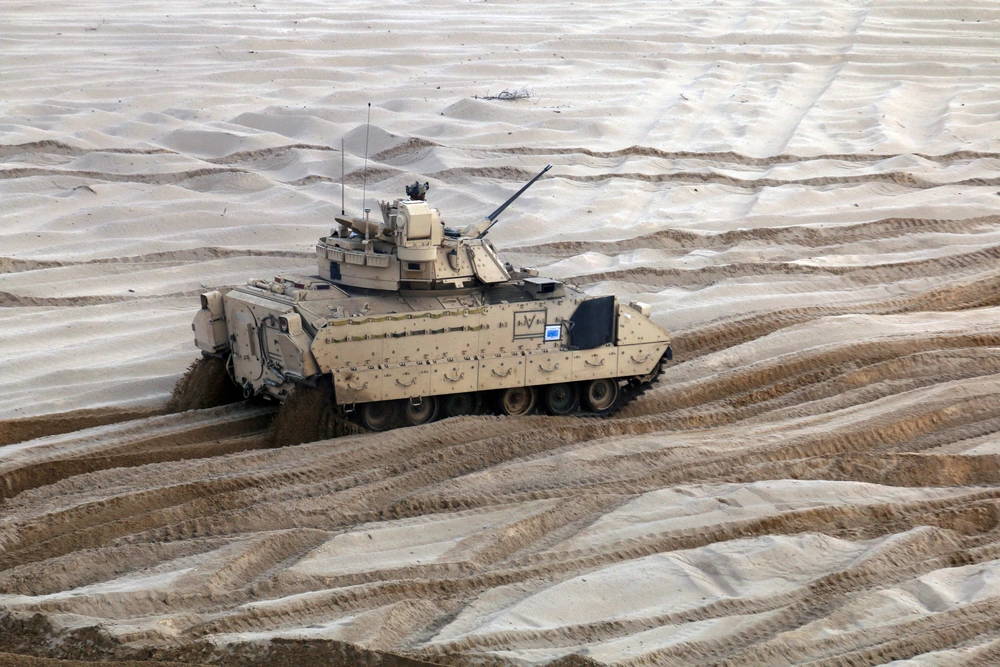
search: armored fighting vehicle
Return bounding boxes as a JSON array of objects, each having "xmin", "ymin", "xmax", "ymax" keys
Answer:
[{"xmin": 188, "ymin": 165, "xmax": 672, "ymax": 436}]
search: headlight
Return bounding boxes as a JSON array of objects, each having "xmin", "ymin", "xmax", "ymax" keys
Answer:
[
  {"xmin": 200, "ymin": 290, "xmax": 223, "ymax": 316},
  {"xmin": 277, "ymin": 312, "xmax": 303, "ymax": 335},
  {"xmin": 629, "ymin": 300, "xmax": 651, "ymax": 317}
]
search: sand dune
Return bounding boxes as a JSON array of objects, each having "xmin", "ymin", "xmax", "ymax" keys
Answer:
[{"xmin": 3, "ymin": 0, "xmax": 1000, "ymax": 664}]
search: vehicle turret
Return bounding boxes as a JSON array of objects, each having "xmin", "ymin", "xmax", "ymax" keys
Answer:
[{"xmin": 316, "ymin": 166, "xmax": 552, "ymax": 293}]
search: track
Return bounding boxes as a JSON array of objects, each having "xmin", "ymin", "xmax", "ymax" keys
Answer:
[{"xmin": 269, "ymin": 351, "xmax": 670, "ymax": 439}]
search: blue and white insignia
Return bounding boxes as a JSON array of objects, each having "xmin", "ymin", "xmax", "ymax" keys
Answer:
[{"xmin": 544, "ymin": 324, "xmax": 561, "ymax": 341}]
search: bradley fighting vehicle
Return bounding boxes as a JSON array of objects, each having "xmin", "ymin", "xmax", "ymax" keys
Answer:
[{"xmin": 189, "ymin": 165, "xmax": 672, "ymax": 436}]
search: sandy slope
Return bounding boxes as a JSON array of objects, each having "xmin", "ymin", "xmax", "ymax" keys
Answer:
[{"xmin": 3, "ymin": 0, "xmax": 1000, "ymax": 664}]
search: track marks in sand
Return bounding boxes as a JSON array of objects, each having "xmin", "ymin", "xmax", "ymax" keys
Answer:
[
  {"xmin": 3, "ymin": 315, "xmax": 1000, "ymax": 665},
  {"xmin": 569, "ymin": 245, "xmax": 1000, "ymax": 291},
  {"xmin": 5, "ymin": 0, "xmax": 1000, "ymax": 662},
  {"xmin": 7, "ymin": 142, "xmax": 1000, "ymax": 194},
  {"xmin": 0, "ymin": 406, "xmax": 161, "ymax": 448},
  {"xmin": 0, "ymin": 247, "xmax": 313, "ymax": 276},
  {"xmin": 0, "ymin": 141, "xmax": 173, "ymax": 159},
  {"xmin": 14, "ymin": 137, "xmax": 999, "ymax": 169},
  {"xmin": 430, "ymin": 166, "xmax": 1000, "ymax": 191},
  {"xmin": 668, "ymin": 274, "xmax": 1000, "ymax": 360},
  {"xmin": 0, "ymin": 405, "xmax": 274, "ymax": 503},
  {"xmin": 515, "ymin": 214, "xmax": 1000, "ymax": 256},
  {"xmin": 488, "ymin": 144, "xmax": 1000, "ymax": 167},
  {"xmin": 0, "ymin": 248, "xmax": 315, "ymax": 312},
  {"xmin": 5, "ymin": 151, "xmax": 1000, "ymax": 665},
  {"xmin": 0, "ymin": 289, "xmax": 208, "ymax": 308},
  {"xmin": 0, "ymin": 166, "xmax": 257, "ymax": 187},
  {"xmin": 5, "ymin": 309, "xmax": 1000, "ymax": 663},
  {"xmin": 419, "ymin": 526, "xmax": 981, "ymax": 658}
]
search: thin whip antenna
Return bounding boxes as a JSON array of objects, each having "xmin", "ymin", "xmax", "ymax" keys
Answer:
[
  {"xmin": 340, "ymin": 137, "xmax": 345, "ymax": 215},
  {"xmin": 361, "ymin": 102, "xmax": 371, "ymax": 238}
]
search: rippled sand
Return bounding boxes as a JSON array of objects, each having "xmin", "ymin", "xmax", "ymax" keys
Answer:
[{"xmin": 3, "ymin": 0, "xmax": 1000, "ymax": 664}]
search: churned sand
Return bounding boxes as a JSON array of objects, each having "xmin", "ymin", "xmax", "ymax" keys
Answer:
[{"xmin": 2, "ymin": 0, "xmax": 1000, "ymax": 664}]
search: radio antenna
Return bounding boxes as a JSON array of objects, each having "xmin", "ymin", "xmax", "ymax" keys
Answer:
[
  {"xmin": 361, "ymin": 102, "xmax": 371, "ymax": 234},
  {"xmin": 340, "ymin": 137, "xmax": 345, "ymax": 216}
]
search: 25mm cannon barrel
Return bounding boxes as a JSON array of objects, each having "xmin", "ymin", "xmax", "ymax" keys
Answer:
[{"xmin": 477, "ymin": 164, "xmax": 552, "ymax": 238}]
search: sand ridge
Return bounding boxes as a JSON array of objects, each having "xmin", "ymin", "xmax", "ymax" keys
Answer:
[{"xmin": 3, "ymin": 0, "xmax": 1000, "ymax": 664}]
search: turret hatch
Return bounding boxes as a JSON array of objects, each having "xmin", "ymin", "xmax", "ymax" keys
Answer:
[{"xmin": 467, "ymin": 243, "xmax": 510, "ymax": 283}]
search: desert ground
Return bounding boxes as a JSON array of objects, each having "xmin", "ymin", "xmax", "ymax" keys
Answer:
[{"xmin": 3, "ymin": 0, "xmax": 1000, "ymax": 664}]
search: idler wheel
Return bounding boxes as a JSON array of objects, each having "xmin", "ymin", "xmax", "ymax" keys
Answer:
[
  {"xmin": 583, "ymin": 378, "xmax": 619, "ymax": 413},
  {"xmin": 403, "ymin": 396, "xmax": 438, "ymax": 426},
  {"xmin": 360, "ymin": 400, "xmax": 399, "ymax": 431},
  {"xmin": 498, "ymin": 386, "xmax": 537, "ymax": 416},
  {"xmin": 442, "ymin": 392, "xmax": 480, "ymax": 418},
  {"xmin": 544, "ymin": 383, "xmax": 578, "ymax": 416}
]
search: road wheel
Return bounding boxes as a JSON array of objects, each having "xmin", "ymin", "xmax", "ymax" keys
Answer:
[
  {"xmin": 442, "ymin": 392, "xmax": 480, "ymax": 418},
  {"xmin": 582, "ymin": 378, "xmax": 619, "ymax": 413},
  {"xmin": 403, "ymin": 397, "xmax": 438, "ymax": 426},
  {"xmin": 544, "ymin": 383, "xmax": 578, "ymax": 416},
  {"xmin": 360, "ymin": 400, "xmax": 398, "ymax": 431},
  {"xmin": 498, "ymin": 386, "xmax": 537, "ymax": 416}
]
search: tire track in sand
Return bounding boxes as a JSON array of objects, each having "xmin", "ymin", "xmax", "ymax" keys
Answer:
[
  {"xmin": 5, "ymin": 163, "xmax": 999, "ymax": 192},
  {"xmin": 4, "ymin": 320, "xmax": 1000, "ymax": 661},
  {"xmin": 569, "ymin": 243, "xmax": 1000, "ymax": 290},
  {"xmin": 510, "ymin": 214, "xmax": 1000, "ymax": 257},
  {"xmin": 0, "ymin": 247, "xmax": 313, "ymax": 276},
  {"xmin": 11, "ymin": 137, "xmax": 998, "ymax": 168},
  {"xmin": 429, "ymin": 166, "xmax": 1000, "ymax": 190},
  {"xmin": 641, "ymin": 269, "xmax": 998, "ymax": 371},
  {"xmin": 487, "ymin": 144, "xmax": 1000, "ymax": 166}
]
